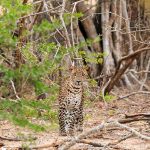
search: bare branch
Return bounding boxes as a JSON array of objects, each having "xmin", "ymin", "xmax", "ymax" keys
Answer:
[
  {"xmin": 77, "ymin": 139, "xmax": 104, "ymax": 147},
  {"xmin": 114, "ymin": 91, "xmax": 150, "ymax": 101},
  {"xmin": 104, "ymin": 47, "xmax": 150, "ymax": 94},
  {"xmin": 28, "ymin": 1, "xmax": 44, "ymax": 31},
  {"xmin": 110, "ymin": 133, "xmax": 133, "ymax": 146},
  {"xmin": 113, "ymin": 121, "xmax": 150, "ymax": 140},
  {"xmin": 10, "ymin": 80, "xmax": 20, "ymax": 100},
  {"xmin": 59, "ymin": 0, "xmax": 72, "ymax": 48},
  {"xmin": 140, "ymin": 58, "xmax": 150, "ymax": 90},
  {"xmin": 128, "ymin": 69, "xmax": 150, "ymax": 74},
  {"xmin": 129, "ymin": 72, "xmax": 150, "ymax": 90},
  {"xmin": 118, "ymin": 113, "xmax": 150, "ymax": 124}
]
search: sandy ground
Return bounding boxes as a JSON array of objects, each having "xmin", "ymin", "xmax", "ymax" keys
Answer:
[{"xmin": 0, "ymin": 87, "xmax": 150, "ymax": 150}]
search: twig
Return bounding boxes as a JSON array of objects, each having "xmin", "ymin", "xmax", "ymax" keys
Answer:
[
  {"xmin": 112, "ymin": 121, "xmax": 150, "ymax": 140},
  {"xmin": 109, "ymin": 133, "xmax": 133, "ymax": 147},
  {"xmin": 140, "ymin": 58, "xmax": 150, "ymax": 90},
  {"xmin": 118, "ymin": 114, "xmax": 150, "ymax": 124},
  {"xmin": 52, "ymin": 36, "xmax": 61, "ymax": 64},
  {"xmin": 28, "ymin": 1, "xmax": 44, "ymax": 31},
  {"xmin": 10, "ymin": 80, "xmax": 20, "ymax": 100},
  {"xmin": 20, "ymin": 6, "xmax": 61, "ymax": 19},
  {"xmin": 128, "ymin": 69, "xmax": 150, "ymax": 74},
  {"xmin": 0, "ymin": 136, "xmax": 21, "ymax": 141},
  {"xmin": 129, "ymin": 72, "xmax": 150, "ymax": 90},
  {"xmin": 114, "ymin": 91, "xmax": 150, "ymax": 101},
  {"xmin": 78, "ymin": 139, "xmax": 104, "ymax": 147},
  {"xmin": 59, "ymin": 0, "xmax": 72, "ymax": 63},
  {"xmin": 104, "ymin": 47, "xmax": 150, "ymax": 94},
  {"xmin": 59, "ymin": 0, "xmax": 71, "ymax": 48},
  {"xmin": 125, "ymin": 113, "xmax": 150, "ymax": 118},
  {"xmin": 114, "ymin": 133, "xmax": 133, "ymax": 144},
  {"xmin": 93, "ymin": 74, "xmax": 107, "ymax": 80},
  {"xmin": 31, "ymin": 139, "xmax": 61, "ymax": 149},
  {"xmin": 116, "ymin": 48, "xmax": 150, "ymax": 73},
  {"xmin": 0, "ymin": 48, "xmax": 12, "ymax": 67},
  {"xmin": 70, "ymin": 2, "xmax": 76, "ymax": 47},
  {"xmin": 0, "ymin": 134, "xmax": 37, "ymax": 141}
]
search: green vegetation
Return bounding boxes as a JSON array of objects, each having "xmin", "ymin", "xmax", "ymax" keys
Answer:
[
  {"xmin": 103, "ymin": 93, "xmax": 116, "ymax": 102},
  {"xmin": 0, "ymin": 98, "xmax": 58, "ymax": 132},
  {"xmin": 0, "ymin": 0, "xmax": 32, "ymax": 47}
]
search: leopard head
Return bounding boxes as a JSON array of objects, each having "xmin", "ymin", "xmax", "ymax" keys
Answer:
[{"xmin": 69, "ymin": 65, "xmax": 87, "ymax": 87}]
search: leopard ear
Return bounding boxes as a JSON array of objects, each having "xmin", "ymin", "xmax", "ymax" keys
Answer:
[
  {"xmin": 69, "ymin": 61, "xmax": 75, "ymax": 71},
  {"xmin": 72, "ymin": 61, "xmax": 75, "ymax": 67}
]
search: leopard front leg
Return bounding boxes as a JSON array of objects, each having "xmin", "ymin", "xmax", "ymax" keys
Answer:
[
  {"xmin": 65, "ymin": 109, "xmax": 76, "ymax": 136},
  {"xmin": 76, "ymin": 106, "xmax": 83, "ymax": 133},
  {"xmin": 58, "ymin": 107, "xmax": 67, "ymax": 136}
]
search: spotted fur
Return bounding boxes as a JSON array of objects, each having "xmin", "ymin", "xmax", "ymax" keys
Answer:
[{"xmin": 58, "ymin": 66, "xmax": 86, "ymax": 136}]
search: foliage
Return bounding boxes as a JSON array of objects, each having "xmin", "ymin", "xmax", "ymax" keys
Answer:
[
  {"xmin": 102, "ymin": 93, "xmax": 116, "ymax": 102},
  {"xmin": 89, "ymin": 79, "xmax": 98, "ymax": 87},
  {"xmin": 0, "ymin": 0, "xmax": 32, "ymax": 47},
  {"xmin": 0, "ymin": 98, "xmax": 58, "ymax": 132}
]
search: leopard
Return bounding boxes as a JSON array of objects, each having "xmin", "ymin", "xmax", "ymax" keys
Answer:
[{"xmin": 58, "ymin": 65, "xmax": 86, "ymax": 136}]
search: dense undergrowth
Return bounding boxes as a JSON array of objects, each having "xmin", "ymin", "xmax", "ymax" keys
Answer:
[{"xmin": 0, "ymin": 98, "xmax": 58, "ymax": 132}]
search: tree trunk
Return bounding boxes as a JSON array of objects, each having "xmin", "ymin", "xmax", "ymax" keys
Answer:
[{"xmin": 101, "ymin": 0, "xmax": 115, "ymax": 76}]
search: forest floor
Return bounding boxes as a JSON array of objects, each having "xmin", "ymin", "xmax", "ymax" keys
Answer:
[{"xmin": 0, "ymin": 87, "xmax": 150, "ymax": 150}]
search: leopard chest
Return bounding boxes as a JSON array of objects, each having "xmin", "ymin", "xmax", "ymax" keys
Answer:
[{"xmin": 64, "ymin": 92, "xmax": 82, "ymax": 109}]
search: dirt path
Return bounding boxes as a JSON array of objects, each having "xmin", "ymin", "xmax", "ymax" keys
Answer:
[{"xmin": 0, "ymin": 88, "xmax": 150, "ymax": 150}]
